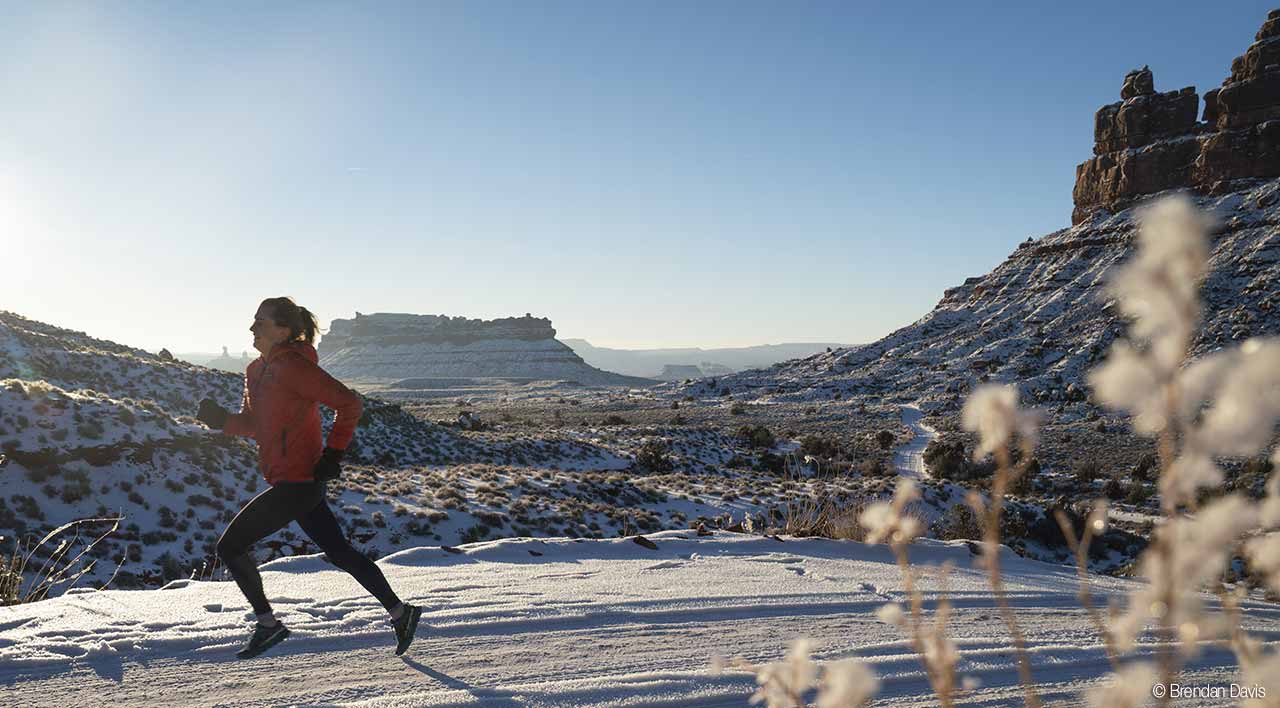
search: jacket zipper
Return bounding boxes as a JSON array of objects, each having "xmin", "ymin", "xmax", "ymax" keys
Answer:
[{"xmin": 281, "ymin": 428, "xmax": 288, "ymax": 457}]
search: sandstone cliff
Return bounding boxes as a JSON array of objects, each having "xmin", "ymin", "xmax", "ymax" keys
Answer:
[
  {"xmin": 317, "ymin": 312, "xmax": 655, "ymax": 388},
  {"xmin": 1073, "ymin": 10, "xmax": 1280, "ymax": 224}
]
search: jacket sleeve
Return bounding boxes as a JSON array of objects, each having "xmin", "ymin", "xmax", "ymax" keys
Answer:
[
  {"xmin": 278, "ymin": 355, "xmax": 363, "ymax": 450},
  {"xmin": 223, "ymin": 372, "xmax": 257, "ymax": 438}
]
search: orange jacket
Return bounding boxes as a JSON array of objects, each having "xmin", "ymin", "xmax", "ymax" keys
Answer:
[{"xmin": 223, "ymin": 342, "xmax": 362, "ymax": 485}]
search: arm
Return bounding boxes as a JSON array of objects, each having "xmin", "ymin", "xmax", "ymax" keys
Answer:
[
  {"xmin": 279, "ymin": 356, "xmax": 363, "ymax": 450},
  {"xmin": 223, "ymin": 373, "xmax": 257, "ymax": 438}
]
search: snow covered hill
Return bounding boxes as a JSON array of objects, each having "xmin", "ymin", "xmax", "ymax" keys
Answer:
[
  {"xmin": 1, "ymin": 531, "xmax": 1272, "ymax": 707},
  {"xmin": 698, "ymin": 179, "xmax": 1280, "ymax": 417}
]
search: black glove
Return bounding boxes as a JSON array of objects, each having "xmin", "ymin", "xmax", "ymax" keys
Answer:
[
  {"xmin": 196, "ymin": 398, "xmax": 230, "ymax": 429},
  {"xmin": 313, "ymin": 447, "xmax": 344, "ymax": 482}
]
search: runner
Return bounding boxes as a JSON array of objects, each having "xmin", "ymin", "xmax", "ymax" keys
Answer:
[{"xmin": 197, "ymin": 296, "xmax": 421, "ymax": 659}]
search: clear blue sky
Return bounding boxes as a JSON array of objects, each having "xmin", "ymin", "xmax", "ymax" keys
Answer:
[{"xmin": 3, "ymin": 1, "xmax": 1273, "ymax": 353}]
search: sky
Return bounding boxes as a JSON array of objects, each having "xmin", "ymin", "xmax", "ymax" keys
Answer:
[{"xmin": 2, "ymin": 1, "xmax": 1274, "ymax": 353}]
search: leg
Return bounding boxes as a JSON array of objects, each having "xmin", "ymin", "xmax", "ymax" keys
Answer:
[
  {"xmin": 217, "ymin": 483, "xmax": 324, "ymax": 616},
  {"xmin": 297, "ymin": 499, "xmax": 402, "ymax": 611}
]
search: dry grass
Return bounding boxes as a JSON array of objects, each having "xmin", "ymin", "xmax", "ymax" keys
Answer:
[{"xmin": 1, "ymin": 515, "xmax": 121, "ymax": 605}]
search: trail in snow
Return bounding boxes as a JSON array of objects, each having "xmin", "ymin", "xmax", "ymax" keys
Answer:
[
  {"xmin": 893, "ymin": 405, "xmax": 936, "ymax": 479},
  {"xmin": 2, "ymin": 532, "xmax": 1277, "ymax": 707}
]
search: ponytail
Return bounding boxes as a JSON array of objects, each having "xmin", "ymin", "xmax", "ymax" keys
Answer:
[{"xmin": 261, "ymin": 297, "xmax": 320, "ymax": 345}]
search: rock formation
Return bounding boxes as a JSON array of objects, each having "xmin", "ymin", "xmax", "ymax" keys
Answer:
[
  {"xmin": 1073, "ymin": 9, "xmax": 1280, "ymax": 224},
  {"xmin": 317, "ymin": 312, "xmax": 654, "ymax": 388}
]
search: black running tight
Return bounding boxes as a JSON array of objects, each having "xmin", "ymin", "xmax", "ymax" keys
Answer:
[{"xmin": 216, "ymin": 481, "xmax": 401, "ymax": 616}]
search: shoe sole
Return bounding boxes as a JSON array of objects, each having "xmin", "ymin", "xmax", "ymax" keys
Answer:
[
  {"xmin": 236, "ymin": 625, "xmax": 290, "ymax": 660},
  {"xmin": 395, "ymin": 605, "xmax": 423, "ymax": 656}
]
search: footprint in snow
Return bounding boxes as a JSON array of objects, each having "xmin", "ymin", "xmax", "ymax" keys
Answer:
[{"xmin": 857, "ymin": 582, "xmax": 894, "ymax": 600}]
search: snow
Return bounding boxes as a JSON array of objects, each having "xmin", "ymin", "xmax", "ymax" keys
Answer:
[
  {"xmin": 892, "ymin": 406, "xmax": 936, "ymax": 479},
  {"xmin": 2, "ymin": 531, "xmax": 1274, "ymax": 707}
]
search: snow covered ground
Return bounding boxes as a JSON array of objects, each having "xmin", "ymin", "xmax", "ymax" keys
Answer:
[
  {"xmin": 892, "ymin": 406, "xmax": 935, "ymax": 480},
  {"xmin": 2, "ymin": 531, "xmax": 1274, "ymax": 707}
]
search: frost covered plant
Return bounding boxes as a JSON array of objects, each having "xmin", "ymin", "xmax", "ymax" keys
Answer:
[
  {"xmin": 961, "ymin": 384, "xmax": 1042, "ymax": 708},
  {"xmin": 712, "ymin": 639, "xmax": 878, "ymax": 708},
  {"xmin": 859, "ymin": 477, "xmax": 923, "ymax": 548},
  {"xmin": 1110, "ymin": 495, "xmax": 1259, "ymax": 656},
  {"xmin": 1054, "ymin": 501, "xmax": 1121, "ymax": 671},
  {"xmin": 961, "ymin": 385, "xmax": 1040, "ymax": 464},
  {"xmin": 1085, "ymin": 662, "xmax": 1158, "ymax": 708},
  {"xmin": 816, "ymin": 658, "xmax": 879, "ymax": 708},
  {"xmin": 863, "ymin": 478, "xmax": 960, "ymax": 707},
  {"xmin": 1088, "ymin": 195, "xmax": 1280, "ymax": 703}
]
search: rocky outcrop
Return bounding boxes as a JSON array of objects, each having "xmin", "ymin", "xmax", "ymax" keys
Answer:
[
  {"xmin": 320, "ymin": 312, "xmax": 557, "ymax": 353},
  {"xmin": 317, "ymin": 312, "xmax": 655, "ymax": 388},
  {"xmin": 656, "ymin": 364, "xmax": 705, "ymax": 382},
  {"xmin": 1073, "ymin": 10, "xmax": 1280, "ymax": 224}
]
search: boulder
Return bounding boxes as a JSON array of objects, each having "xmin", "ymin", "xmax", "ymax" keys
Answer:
[{"xmin": 1120, "ymin": 65, "xmax": 1155, "ymax": 99}]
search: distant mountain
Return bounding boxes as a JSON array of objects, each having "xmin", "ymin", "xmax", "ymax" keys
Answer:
[
  {"xmin": 175, "ymin": 347, "xmax": 255, "ymax": 373},
  {"xmin": 317, "ymin": 313, "xmax": 655, "ymax": 390},
  {"xmin": 562, "ymin": 339, "xmax": 854, "ymax": 379}
]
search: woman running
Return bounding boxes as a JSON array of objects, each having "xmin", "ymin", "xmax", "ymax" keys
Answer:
[{"xmin": 197, "ymin": 296, "xmax": 421, "ymax": 659}]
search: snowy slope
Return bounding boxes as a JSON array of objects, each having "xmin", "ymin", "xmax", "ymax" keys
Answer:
[
  {"xmin": 695, "ymin": 180, "xmax": 1280, "ymax": 416},
  {"xmin": 1, "ymin": 531, "xmax": 1272, "ymax": 707}
]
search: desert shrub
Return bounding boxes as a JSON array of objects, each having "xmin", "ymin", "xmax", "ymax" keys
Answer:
[
  {"xmin": 729, "ymin": 402, "xmax": 747, "ymax": 415},
  {"xmin": 12, "ymin": 495, "xmax": 44, "ymax": 521},
  {"xmin": 755, "ymin": 452, "xmax": 785, "ymax": 474},
  {"xmin": 1132, "ymin": 452, "xmax": 1158, "ymax": 482},
  {"xmin": 933, "ymin": 503, "xmax": 982, "ymax": 541},
  {"xmin": 1007, "ymin": 457, "xmax": 1039, "ymax": 495},
  {"xmin": 876, "ymin": 430, "xmax": 896, "ymax": 450},
  {"xmin": 1102, "ymin": 476, "xmax": 1125, "ymax": 500},
  {"xmin": 862, "ymin": 457, "xmax": 891, "ymax": 477},
  {"xmin": 156, "ymin": 552, "xmax": 185, "ymax": 582},
  {"xmin": 635, "ymin": 440, "xmax": 673, "ymax": 473},
  {"xmin": 1232, "ymin": 456, "xmax": 1275, "ymax": 499},
  {"xmin": 601, "ymin": 414, "xmax": 628, "ymax": 426},
  {"xmin": 475, "ymin": 510, "xmax": 505, "ymax": 527},
  {"xmin": 24, "ymin": 467, "xmax": 51, "ymax": 484},
  {"xmin": 60, "ymin": 483, "xmax": 87, "ymax": 505},
  {"xmin": 799, "ymin": 435, "xmax": 840, "ymax": 460},
  {"xmin": 1126, "ymin": 482, "xmax": 1153, "ymax": 505},
  {"xmin": 922, "ymin": 436, "xmax": 979, "ymax": 480},
  {"xmin": 460, "ymin": 524, "xmax": 491, "ymax": 544},
  {"xmin": 736, "ymin": 424, "xmax": 776, "ymax": 449},
  {"xmin": 1073, "ymin": 460, "xmax": 1103, "ymax": 484}
]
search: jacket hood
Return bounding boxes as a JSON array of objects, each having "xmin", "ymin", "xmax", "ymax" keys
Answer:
[{"xmin": 266, "ymin": 341, "xmax": 319, "ymax": 364}]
